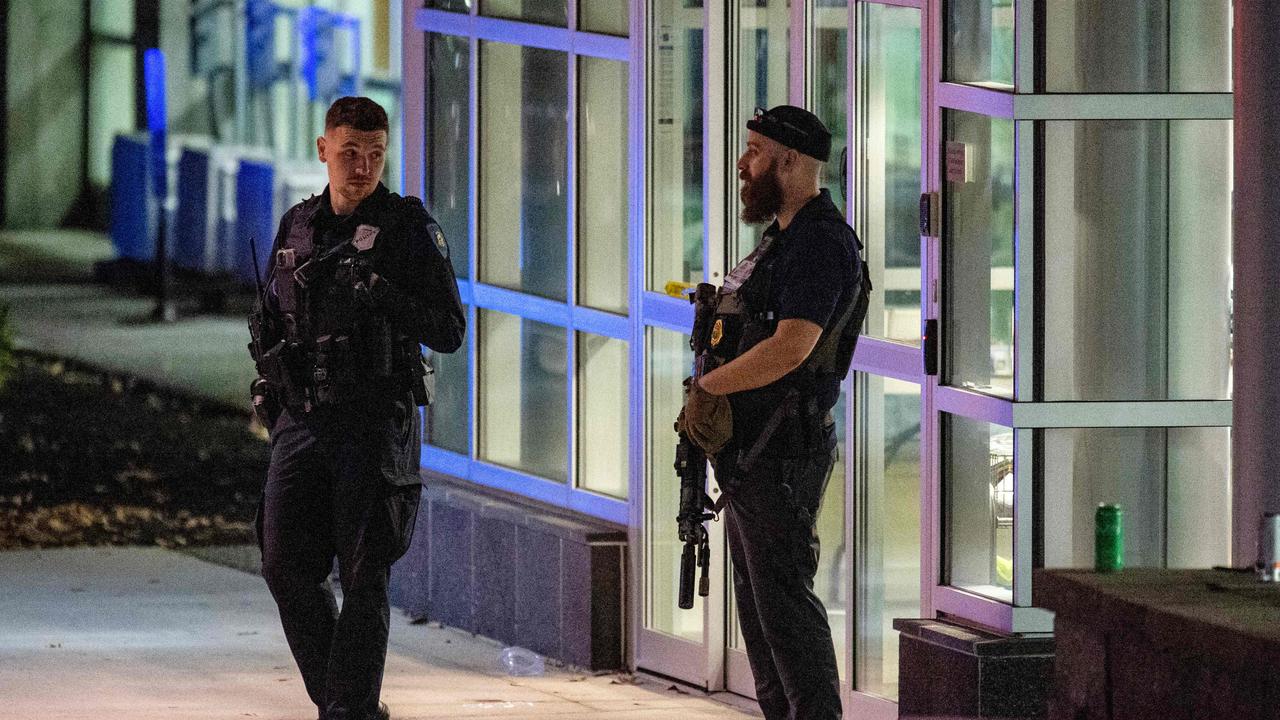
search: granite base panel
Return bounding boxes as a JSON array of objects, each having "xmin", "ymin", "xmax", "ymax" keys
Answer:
[
  {"xmin": 1035, "ymin": 569, "xmax": 1280, "ymax": 720},
  {"xmin": 894, "ymin": 618, "xmax": 1054, "ymax": 720},
  {"xmin": 389, "ymin": 472, "xmax": 627, "ymax": 671}
]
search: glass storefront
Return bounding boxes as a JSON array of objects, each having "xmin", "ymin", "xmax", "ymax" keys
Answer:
[{"xmin": 411, "ymin": 0, "xmax": 1235, "ymax": 708}]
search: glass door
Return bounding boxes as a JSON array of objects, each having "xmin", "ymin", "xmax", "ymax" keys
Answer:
[
  {"xmin": 847, "ymin": 2, "xmax": 926, "ymax": 714},
  {"xmin": 638, "ymin": 0, "xmax": 723, "ymax": 687}
]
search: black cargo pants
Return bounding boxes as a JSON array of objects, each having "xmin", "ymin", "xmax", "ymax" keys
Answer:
[
  {"xmin": 724, "ymin": 424, "xmax": 841, "ymax": 720},
  {"xmin": 257, "ymin": 394, "xmax": 422, "ymax": 720}
]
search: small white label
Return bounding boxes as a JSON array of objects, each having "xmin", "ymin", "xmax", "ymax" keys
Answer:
[{"xmin": 353, "ymin": 224, "xmax": 380, "ymax": 252}]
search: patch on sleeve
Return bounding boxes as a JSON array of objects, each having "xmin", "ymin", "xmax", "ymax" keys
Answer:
[
  {"xmin": 427, "ymin": 223, "xmax": 450, "ymax": 259},
  {"xmin": 353, "ymin": 224, "xmax": 380, "ymax": 252}
]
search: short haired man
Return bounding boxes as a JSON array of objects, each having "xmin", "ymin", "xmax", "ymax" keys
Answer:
[
  {"xmin": 678, "ymin": 105, "xmax": 869, "ymax": 720},
  {"xmin": 248, "ymin": 96, "xmax": 465, "ymax": 720}
]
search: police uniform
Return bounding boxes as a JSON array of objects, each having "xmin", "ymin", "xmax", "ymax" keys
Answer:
[
  {"xmin": 249, "ymin": 182, "xmax": 464, "ymax": 720},
  {"xmin": 711, "ymin": 186, "xmax": 868, "ymax": 720}
]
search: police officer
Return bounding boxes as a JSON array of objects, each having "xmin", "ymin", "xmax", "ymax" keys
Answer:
[
  {"xmin": 248, "ymin": 97, "xmax": 465, "ymax": 720},
  {"xmin": 679, "ymin": 106, "xmax": 868, "ymax": 720}
]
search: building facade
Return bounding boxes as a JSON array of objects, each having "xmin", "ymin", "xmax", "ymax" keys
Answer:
[{"xmin": 403, "ymin": 1, "xmax": 1234, "ymax": 715}]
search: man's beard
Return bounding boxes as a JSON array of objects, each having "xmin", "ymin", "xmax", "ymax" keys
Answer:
[{"xmin": 740, "ymin": 161, "xmax": 783, "ymax": 224}]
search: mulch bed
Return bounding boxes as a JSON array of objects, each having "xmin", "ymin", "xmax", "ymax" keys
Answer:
[{"xmin": 0, "ymin": 351, "xmax": 268, "ymax": 549}]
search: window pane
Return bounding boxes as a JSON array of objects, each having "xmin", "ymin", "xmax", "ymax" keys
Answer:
[
  {"xmin": 581, "ymin": 0, "xmax": 629, "ymax": 36},
  {"xmin": 944, "ymin": 414, "xmax": 1013, "ymax": 604},
  {"xmin": 477, "ymin": 310, "xmax": 568, "ymax": 482},
  {"xmin": 427, "ymin": 0, "xmax": 471, "ymax": 11},
  {"xmin": 732, "ymin": 0, "xmax": 790, "ymax": 264},
  {"xmin": 576, "ymin": 333, "xmax": 629, "ymax": 499},
  {"xmin": 815, "ymin": 385, "xmax": 848, "ymax": 681},
  {"xmin": 578, "ymin": 57, "xmax": 629, "ymax": 314},
  {"xmin": 812, "ymin": 1, "xmax": 847, "ymax": 203},
  {"xmin": 88, "ymin": 44, "xmax": 136, "ymax": 187},
  {"xmin": 858, "ymin": 4, "xmax": 922, "ymax": 346},
  {"xmin": 1042, "ymin": 120, "xmax": 1232, "ymax": 401},
  {"xmin": 945, "ymin": 0, "xmax": 1014, "ymax": 87},
  {"xmin": 644, "ymin": 326, "xmax": 701, "ymax": 638},
  {"xmin": 730, "ymin": 381, "xmax": 850, "ymax": 675},
  {"xmin": 1044, "ymin": 1, "xmax": 1230, "ymax": 93},
  {"xmin": 1040, "ymin": 427, "xmax": 1230, "ymax": 570},
  {"xmin": 855, "ymin": 375, "xmax": 921, "ymax": 700},
  {"xmin": 426, "ymin": 316, "xmax": 471, "ymax": 455},
  {"xmin": 479, "ymin": 42, "xmax": 568, "ymax": 300},
  {"xmin": 426, "ymin": 33, "xmax": 470, "ymax": 279},
  {"xmin": 648, "ymin": 0, "xmax": 704, "ymax": 291},
  {"xmin": 482, "ymin": 0, "xmax": 566, "ymax": 27},
  {"xmin": 943, "ymin": 110, "xmax": 1014, "ymax": 397},
  {"xmin": 91, "ymin": 0, "xmax": 133, "ymax": 35}
]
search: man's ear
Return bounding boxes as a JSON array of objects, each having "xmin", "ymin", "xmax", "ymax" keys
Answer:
[{"xmin": 316, "ymin": 135, "xmax": 327, "ymax": 163}]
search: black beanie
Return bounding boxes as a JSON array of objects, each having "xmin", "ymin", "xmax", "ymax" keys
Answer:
[{"xmin": 746, "ymin": 105, "xmax": 832, "ymax": 162}]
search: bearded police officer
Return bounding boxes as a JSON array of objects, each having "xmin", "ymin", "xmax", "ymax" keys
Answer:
[
  {"xmin": 248, "ymin": 97, "xmax": 464, "ymax": 720},
  {"xmin": 678, "ymin": 106, "xmax": 869, "ymax": 720}
]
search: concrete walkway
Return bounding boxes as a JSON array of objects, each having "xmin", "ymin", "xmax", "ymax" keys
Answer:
[
  {"xmin": 0, "ymin": 229, "xmax": 256, "ymax": 407},
  {"xmin": 0, "ymin": 547, "xmax": 756, "ymax": 719}
]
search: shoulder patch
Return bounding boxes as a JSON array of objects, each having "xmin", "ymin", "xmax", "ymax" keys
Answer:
[{"xmin": 426, "ymin": 222, "xmax": 450, "ymax": 260}]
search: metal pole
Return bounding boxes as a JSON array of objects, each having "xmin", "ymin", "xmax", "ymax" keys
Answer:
[{"xmin": 1232, "ymin": 0, "xmax": 1280, "ymax": 567}]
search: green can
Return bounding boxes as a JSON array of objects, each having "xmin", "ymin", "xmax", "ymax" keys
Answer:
[{"xmin": 1095, "ymin": 504, "xmax": 1124, "ymax": 572}]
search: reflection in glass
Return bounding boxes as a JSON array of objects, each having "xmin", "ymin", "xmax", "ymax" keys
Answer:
[
  {"xmin": 944, "ymin": 110, "xmax": 1014, "ymax": 397},
  {"xmin": 812, "ymin": 0, "xmax": 847, "ymax": 203},
  {"xmin": 91, "ymin": 0, "xmax": 134, "ymax": 34},
  {"xmin": 479, "ymin": 42, "xmax": 568, "ymax": 300},
  {"xmin": 427, "ymin": 0, "xmax": 471, "ymax": 11},
  {"xmin": 732, "ymin": 0, "xmax": 790, "ymax": 264},
  {"xmin": 581, "ymin": 0, "xmax": 629, "ymax": 36},
  {"xmin": 426, "ymin": 33, "xmax": 470, "ymax": 279},
  {"xmin": 1043, "ymin": 1, "xmax": 1230, "ymax": 93},
  {"xmin": 731, "ymin": 384, "xmax": 849, "ymax": 679},
  {"xmin": 482, "ymin": 0, "xmax": 566, "ymax": 26},
  {"xmin": 944, "ymin": 414, "xmax": 1013, "ymax": 603},
  {"xmin": 1042, "ymin": 120, "xmax": 1232, "ymax": 401},
  {"xmin": 648, "ymin": 0, "xmax": 704, "ymax": 290},
  {"xmin": 946, "ymin": 0, "xmax": 1014, "ymax": 87},
  {"xmin": 576, "ymin": 333, "xmax": 629, "ymax": 499},
  {"xmin": 857, "ymin": 4, "xmax": 922, "ymax": 345},
  {"xmin": 578, "ymin": 57, "xmax": 629, "ymax": 314},
  {"xmin": 1041, "ymin": 427, "xmax": 1230, "ymax": 570},
  {"xmin": 478, "ymin": 310, "xmax": 568, "ymax": 482},
  {"xmin": 426, "ymin": 313, "xmax": 471, "ymax": 455},
  {"xmin": 814, "ymin": 385, "xmax": 848, "ymax": 681},
  {"xmin": 855, "ymin": 375, "xmax": 921, "ymax": 700},
  {"xmin": 644, "ymin": 327, "xmax": 701, "ymax": 638}
]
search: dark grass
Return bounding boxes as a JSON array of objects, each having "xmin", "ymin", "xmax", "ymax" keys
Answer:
[{"xmin": 0, "ymin": 351, "xmax": 268, "ymax": 549}]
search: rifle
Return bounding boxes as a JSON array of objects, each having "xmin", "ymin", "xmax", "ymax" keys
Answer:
[{"xmin": 675, "ymin": 283, "xmax": 722, "ymax": 610}]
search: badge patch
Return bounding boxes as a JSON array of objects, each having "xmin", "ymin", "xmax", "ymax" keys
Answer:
[
  {"xmin": 710, "ymin": 318, "xmax": 724, "ymax": 347},
  {"xmin": 353, "ymin": 224, "xmax": 380, "ymax": 252}
]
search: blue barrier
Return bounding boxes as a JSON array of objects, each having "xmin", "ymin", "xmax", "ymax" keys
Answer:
[
  {"xmin": 172, "ymin": 146, "xmax": 212, "ymax": 271},
  {"xmin": 234, "ymin": 158, "xmax": 275, "ymax": 285},
  {"xmin": 109, "ymin": 135, "xmax": 152, "ymax": 262}
]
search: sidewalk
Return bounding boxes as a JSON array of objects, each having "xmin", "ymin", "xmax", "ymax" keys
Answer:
[
  {"xmin": 0, "ymin": 546, "xmax": 756, "ymax": 719},
  {"xmin": 0, "ymin": 229, "xmax": 255, "ymax": 407}
]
